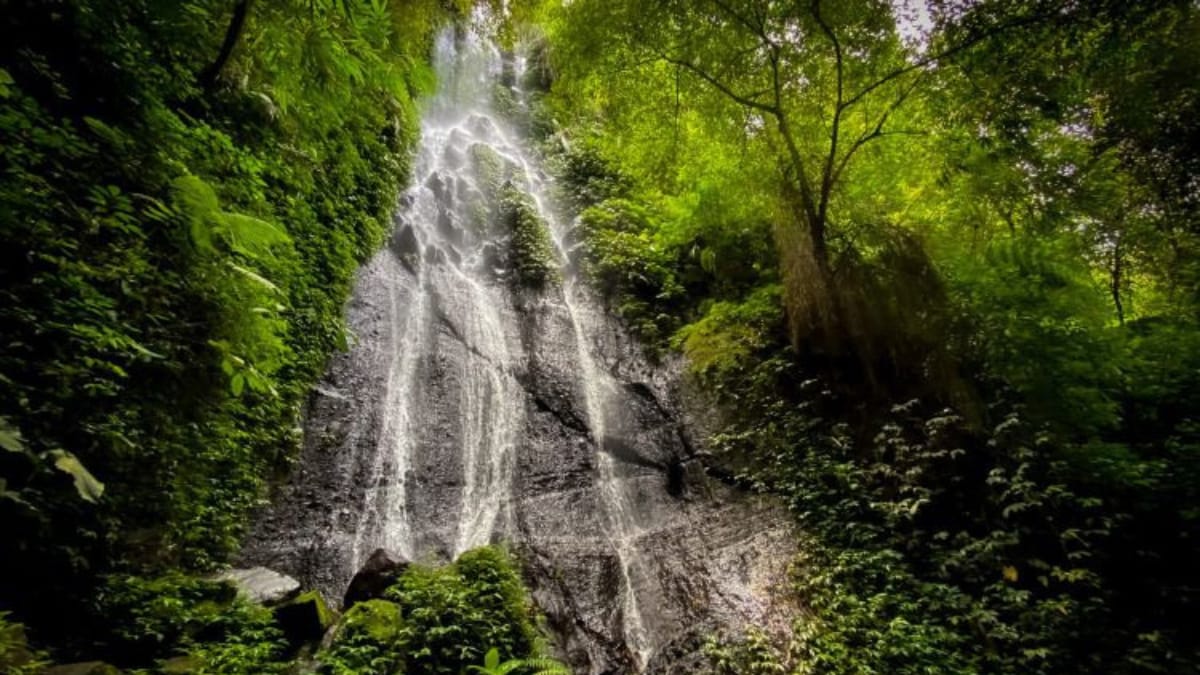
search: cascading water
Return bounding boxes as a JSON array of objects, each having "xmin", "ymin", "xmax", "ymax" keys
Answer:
[{"xmin": 242, "ymin": 14, "xmax": 797, "ymax": 673}]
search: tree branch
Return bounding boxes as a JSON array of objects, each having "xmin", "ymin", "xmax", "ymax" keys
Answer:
[
  {"xmin": 831, "ymin": 71, "xmax": 927, "ymax": 187},
  {"xmin": 199, "ymin": 0, "xmax": 253, "ymax": 91},
  {"xmin": 811, "ymin": 0, "xmax": 844, "ymax": 224},
  {"xmin": 709, "ymin": 0, "xmax": 770, "ymax": 42},
  {"xmin": 662, "ymin": 56, "xmax": 779, "ymax": 115},
  {"xmin": 842, "ymin": 8, "xmax": 1057, "ymax": 110},
  {"xmin": 766, "ymin": 44, "xmax": 821, "ymax": 236}
]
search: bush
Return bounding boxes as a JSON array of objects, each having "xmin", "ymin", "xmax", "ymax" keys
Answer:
[
  {"xmin": 501, "ymin": 187, "xmax": 560, "ymax": 289},
  {"xmin": 318, "ymin": 547, "xmax": 546, "ymax": 675},
  {"xmin": 94, "ymin": 572, "xmax": 287, "ymax": 673},
  {"xmin": 382, "ymin": 547, "xmax": 542, "ymax": 675},
  {"xmin": 320, "ymin": 600, "xmax": 406, "ymax": 675},
  {"xmin": 0, "ymin": 0, "xmax": 448, "ymax": 648},
  {"xmin": 0, "ymin": 612, "xmax": 49, "ymax": 674}
]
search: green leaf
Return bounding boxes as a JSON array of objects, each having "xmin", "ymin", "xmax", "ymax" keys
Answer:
[
  {"xmin": 0, "ymin": 478, "xmax": 31, "ymax": 508},
  {"xmin": 0, "ymin": 418, "xmax": 25, "ymax": 453},
  {"xmin": 228, "ymin": 262, "xmax": 282, "ymax": 294},
  {"xmin": 83, "ymin": 116, "xmax": 130, "ymax": 148},
  {"xmin": 0, "ymin": 67, "xmax": 13, "ymax": 99},
  {"xmin": 127, "ymin": 339, "xmax": 164, "ymax": 360},
  {"xmin": 172, "ymin": 175, "xmax": 221, "ymax": 253},
  {"xmin": 485, "ymin": 648, "xmax": 500, "ymax": 670},
  {"xmin": 222, "ymin": 212, "xmax": 291, "ymax": 258},
  {"xmin": 48, "ymin": 450, "xmax": 105, "ymax": 503}
]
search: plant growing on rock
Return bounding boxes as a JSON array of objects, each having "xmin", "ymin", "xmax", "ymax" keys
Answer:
[{"xmin": 500, "ymin": 187, "xmax": 560, "ymax": 290}]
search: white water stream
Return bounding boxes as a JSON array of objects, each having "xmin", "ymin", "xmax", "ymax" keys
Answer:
[{"xmin": 368, "ymin": 16, "xmax": 654, "ymax": 662}]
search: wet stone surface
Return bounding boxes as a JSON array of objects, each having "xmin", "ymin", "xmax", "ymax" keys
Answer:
[{"xmin": 239, "ymin": 19, "xmax": 798, "ymax": 675}]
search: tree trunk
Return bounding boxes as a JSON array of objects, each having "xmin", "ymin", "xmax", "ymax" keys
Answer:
[
  {"xmin": 199, "ymin": 0, "xmax": 252, "ymax": 91},
  {"xmin": 1111, "ymin": 240, "xmax": 1125, "ymax": 325}
]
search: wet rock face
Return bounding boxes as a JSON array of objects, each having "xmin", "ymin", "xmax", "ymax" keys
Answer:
[{"xmin": 238, "ymin": 19, "xmax": 797, "ymax": 675}]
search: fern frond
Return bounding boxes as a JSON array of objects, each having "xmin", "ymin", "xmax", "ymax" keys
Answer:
[{"xmin": 519, "ymin": 657, "xmax": 572, "ymax": 674}]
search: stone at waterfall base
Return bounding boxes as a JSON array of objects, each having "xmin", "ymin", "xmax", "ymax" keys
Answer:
[
  {"xmin": 343, "ymin": 548, "xmax": 411, "ymax": 609},
  {"xmin": 274, "ymin": 590, "xmax": 335, "ymax": 646},
  {"xmin": 215, "ymin": 567, "xmax": 301, "ymax": 606},
  {"xmin": 44, "ymin": 663, "xmax": 121, "ymax": 675}
]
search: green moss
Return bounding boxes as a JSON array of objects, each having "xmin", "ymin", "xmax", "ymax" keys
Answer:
[
  {"xmin": 319, "ymin": 600, "xmax": 405, "ymax": 675},
  {"xmin": 342, "ymin": 600, "xmax": 403, "ymax": 645},
  {"xmin": 294, "ymin": 591, "xmax": 333, "ymax": 629},
  {"xmin": 470, "ymin": 143, "xmax": 510, "ymax": 202},
  {"xmin": 500, "ymin": 188, "xmax": 559, "ymax": 289}
]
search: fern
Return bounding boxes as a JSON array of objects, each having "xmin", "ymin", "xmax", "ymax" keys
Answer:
[{"xmin": 469, "ymin": 647, "xmax": 572, "ymax": 675}]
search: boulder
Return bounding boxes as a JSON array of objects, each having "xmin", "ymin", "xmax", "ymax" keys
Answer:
[
  {"xmin": 45, "ymin": 663, "xmax": 121, "ymax": 675},
  {"xmin": 158, "ymin": 655, "xmax": 200, "ymax": 674},
  {"xmin": 273, "ymin": 590, "xmax": 334, "ymax": 646},
  {"xmin": 390, "ymin": 224, "xmax": 420, "ymax": 266},
  {"xmin": 215, "ymin": 567, "xmax": 300, "ymax": 606},
  {"xmin": 343, "ymin": 548, "xmax": 411, "ymax": 609}
]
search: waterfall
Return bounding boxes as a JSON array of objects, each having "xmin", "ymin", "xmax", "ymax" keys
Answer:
[{"xmin": 241, "ymin": 13, "xmax": 798, "ymax": 674}]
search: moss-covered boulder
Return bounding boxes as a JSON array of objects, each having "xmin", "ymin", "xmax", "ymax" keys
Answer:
[
  {"xmin": 44, "ymin": 663, "xmax": 122, "ymax": 675},
  {"xmin": 319, "ymin": 599, "xmax": 405, "ymax": 675},
  {"xmin": 470, "ymin": 143, "xmax": 510, "ymax": 202},
  {"xmin": 272, "ymin": 591, "xmax": 334, "ymax": 647}
]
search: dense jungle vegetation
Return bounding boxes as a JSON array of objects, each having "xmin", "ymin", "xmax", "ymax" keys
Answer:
[{"xmin": 2, "ymin": 0, "xmax": 1199, "ymax": 673}]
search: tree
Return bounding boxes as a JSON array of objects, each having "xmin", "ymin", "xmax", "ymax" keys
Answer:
[
  {"xmin": 199, "ymin": 0, "xmax": 253, "ymax": 90},
  {"xmin": 556, "ymin": 0, "xmax": 1050, "ymax": 365}
]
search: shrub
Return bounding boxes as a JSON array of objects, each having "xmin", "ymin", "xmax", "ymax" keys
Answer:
[{"xmin": 382, "ymin": 547, "xmax": 542, "ymax": 675}]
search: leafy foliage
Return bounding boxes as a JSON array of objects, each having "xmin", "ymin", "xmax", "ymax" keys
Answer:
[
  {"xmin": 319, "ymin": 547, "xmax": 549, "ymax": 675},
  {"xmin": 382, "ymin": 547, "xmax": 542, "ymax": 675},
  {"xmin": 0, "ymin": 612, "xmax": 50, "ymax": 675},
  {"xmin": 501, "ymin": 187, "xmax": 560, "ymax": 289},
  {"xmin": 469, "ymin": 646, "xmax": 571, "ymax": 675},
  {"xmin": 0, "ymin": 0, "xmax": 452, "ymax": 653},
  {"xmin": 320, "ymin": 599, "xmax": 406, "ymax": 675},
  {"xmin": 95, "ymin": 572, "xmax": 287, "ymax": 673},
  {"xmin": 532, "ymin": 0, "xmax": 1200, "ymax": 671}
]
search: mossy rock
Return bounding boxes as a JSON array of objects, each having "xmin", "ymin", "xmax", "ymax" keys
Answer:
[
  {"xmin": 157, "ymin": 655, "xmax": 201, "ymax": 674},
  {"xmin": 500, "ymin": 187, "xmax": 559, "ymax": 290},
  {"xmin": 469, "ymin": 143, "xmax": 510, "ymax": 202},
  {"xmin": 337, "ymin": 599, "xmax": 403, "ymax": 644},
  {"xmin": 319, "ymin": 600, "xmax": 405, "ymax": 674},
  {"xmin": 273, "ymin": 591, "xmax": 334, "ymax": 646},
  {"xmin": 44, "ymin": 663, "xmax": 123, "ymax": 675}
]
